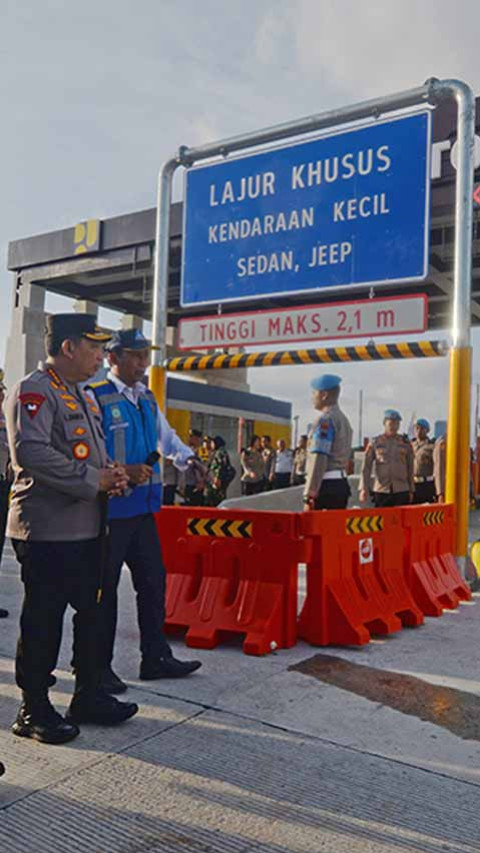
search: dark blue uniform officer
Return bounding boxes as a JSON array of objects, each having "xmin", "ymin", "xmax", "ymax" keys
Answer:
[{"xmin": 89, "ymin": 329, "xmax": 201, "ymax": 692}]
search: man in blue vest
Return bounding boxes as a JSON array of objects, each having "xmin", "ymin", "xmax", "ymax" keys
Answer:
[{"xmin": 90, "ymin": 329, "xmax": 202, "ymax": 693}]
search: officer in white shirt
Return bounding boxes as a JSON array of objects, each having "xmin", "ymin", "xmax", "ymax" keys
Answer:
[{"xmin": 273, "ymin": 439, "xmax": 294, "ymax": 489}]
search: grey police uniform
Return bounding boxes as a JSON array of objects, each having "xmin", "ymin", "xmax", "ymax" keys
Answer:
[
  {"xmin": 360, "ymin": 433, "xmax": 414, "ymax": 507},
  {"xmin": 304, "ymin": 404, "xmax": 353, "ymax": 509},
  {"xmin": 412, "ymin": 437, "xmax": 436, "ymax": 504},
  {"xmin": 6, "ymin": 362, "xmax": 107, "ymax": 697},
  {"xmin": 7, "ymin": 363, "xmax": 107, "ymax": 541}
]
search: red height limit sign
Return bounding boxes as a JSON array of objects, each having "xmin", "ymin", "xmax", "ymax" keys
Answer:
[{"xmin": 177, "ymin": 294, "xmax": 428, "ymax": 351}]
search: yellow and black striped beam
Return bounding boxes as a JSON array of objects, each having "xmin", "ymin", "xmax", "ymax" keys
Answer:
[{"xmin": 167, "ymin": 340, "xmax": 445, "ymax": 371}]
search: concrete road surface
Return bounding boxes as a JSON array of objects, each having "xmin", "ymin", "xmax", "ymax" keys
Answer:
[{"xmin": 1, "ymin": 536, "xmax": 480, "ymax": 853}]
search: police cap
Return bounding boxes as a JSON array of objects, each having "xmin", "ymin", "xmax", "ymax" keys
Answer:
[
  {"xmin": 45, "ymin": 313, "xmax": 111, "ymax": 350},
  {"xmin": 106, "ymin": 329, "xmax": 151, "ymax": 352},
  {"xmin": 415, "ymin": 418, "xmax": 430, "ymax": 431},
  {"xmin": 310, "ymin": 374, "xmax": 342, "ymax": 392},
  {"xmin": 383, "ymin": 408, "xmax": 402, "ymax": 421}
]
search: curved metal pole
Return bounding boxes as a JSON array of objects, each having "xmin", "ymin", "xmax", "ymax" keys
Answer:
[
  {"xmin": 429, "ymin": 79, "xmax": 475, "ymax": 348},
  {"xmin": 429, "ymin": 79, "xmax": 475, "ymax": 571},
  {"xmin": 150, "ymin": 78, "xmax": 475, "ymax": 572},
  {"xmin": 150, "ymin": 157, "xmax": 179, "ymax": 409}
]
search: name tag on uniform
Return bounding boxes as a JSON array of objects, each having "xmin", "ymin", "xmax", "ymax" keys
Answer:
[{"xmin": 108, "ymin": 421, "xmax": 129, "ymax": 430}]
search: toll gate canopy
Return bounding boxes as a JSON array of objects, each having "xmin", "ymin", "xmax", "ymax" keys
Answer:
[{"xmin": 6, "ymin": 96, "xmax": 480, "ymax": 333}]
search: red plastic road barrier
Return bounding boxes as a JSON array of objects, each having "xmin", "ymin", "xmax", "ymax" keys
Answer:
[
  {"xmin": 298, "ymin": 508, "xmax": 423, "ymax": 646},
  {"xmin": 155, "ymin": 507, "xmax": 304, "ymax": 655},
  {"xmin": 401, "ymin": 504, "xmax": 471, "ymax": 616}
]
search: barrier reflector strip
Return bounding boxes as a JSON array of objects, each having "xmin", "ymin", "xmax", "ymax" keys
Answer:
[
  {"xmin": 187, "ymin": 518, "xmax": 253, "ymax": 538},
  {"xmin": 423, "ymin": 510, "xmax": 445, "ymax": 526},
  {"xmin": 167, "ymin": 340, "xmax": 446, "ymax": 370},
  {"xmin": 346, "ymin": 515, "xmax": 384, "ymax": 534}
]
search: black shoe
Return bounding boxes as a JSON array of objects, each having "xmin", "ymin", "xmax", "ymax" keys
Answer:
[
  {"xmin": 66, "ymin": 691, "xmax": 138, "ymax": 726},
  {"xmin": 12, "ymin": 700, "xmax": 80, "ymax": 744},
  {"xmin": 139, "ymin": 656, "xmax": 202, "ymax": 680},
  {"xmin": 99, "ymin": 666, "xmax": 127, "ymax": 695},
  {"xmin": 0, "ymin": 608, "xmax": 8, "ymax": 618},
  {"xmin": 47, "ymin": 673, "xmax": 57, "ymax": 688}
]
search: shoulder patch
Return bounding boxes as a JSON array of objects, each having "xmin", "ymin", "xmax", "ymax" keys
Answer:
[
  {"xmin": 19, "ymin": 392, "xmax": 46, "ymax": 420},
  {"xmin": 89, "ymin": 380, "xmax": 109, "ymax": 389},
  {"xmin": 310, "ymin": 416, "xmax": 335, "ymax": 455}
]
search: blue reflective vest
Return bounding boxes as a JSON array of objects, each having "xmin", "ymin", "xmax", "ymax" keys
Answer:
[{"xmin": 91, "ymin": 380, "xmax": 163, "ymax": 520}]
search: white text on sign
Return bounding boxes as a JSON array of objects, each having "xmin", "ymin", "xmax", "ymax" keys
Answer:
[{"xmin": 177, "ymin": 295, "xmax": 427, "ymax": 351}]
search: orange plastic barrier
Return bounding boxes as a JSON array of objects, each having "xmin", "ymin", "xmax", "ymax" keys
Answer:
[
  {"xmin": 298, "ymin": 508, "xmax": 423, "ymax": 646},
  {"xmin": 401, "ymin": 504, "xmax": 471, "ymax": 616},
  {"xmin": 155, "ymin": 507, "xmax": 304, "ymax": 656}
]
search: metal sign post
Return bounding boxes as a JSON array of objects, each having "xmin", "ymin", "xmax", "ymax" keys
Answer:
[{"xmin": 151, "ymin": 77, "xmax": 475, "ymax": 570}]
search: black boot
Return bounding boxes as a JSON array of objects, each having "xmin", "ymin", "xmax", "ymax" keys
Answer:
[
  {"xmin": 66, "ymin": 690, "xmax": 138, "ymax": 725},
  {"xmin": 99, "ymin": 666, "xmax": 127, "ymax": 695},
  {"xmin": 12, "ymin": 697, "xmax": 80, "ymax": 744},
  {"xmin": 140, "ymin": 656, "xmax": 202, "ymax": 680}
]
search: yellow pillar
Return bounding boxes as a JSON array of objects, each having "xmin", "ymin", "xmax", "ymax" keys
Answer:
[
  {"xmin": 445, "ymin": 346, "xmax": 472, "ymax": 559},
  {"xmin": 149, "ymin": 364, "xmax": 167, "ymax": 411}
]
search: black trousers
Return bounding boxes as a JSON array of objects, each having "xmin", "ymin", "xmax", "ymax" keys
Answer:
[
  {"xmin": 372, "ymin": 491, "xmax": 410, "ymax": 508},
  {"xmin": 0, "ymin": 478, "xmax": 9, "ymax": 564},
  {"xmin": 292, "ymin": 474, "xmax": 306, "ymax": 487},
  {"xmin": 314, "ymin": 479, "xmax": 351, "ymax": 510},
  {"xmin": 241, "ymin": 479, "xmax": 265, "ymax": 496},
  {"xmin": 13, "ymin": 538, "xmax": 101, "ymax": 698},
  {"xmin": 163, "ymin": 484, "xmax": 176, "ymax": 506},
  {"xmin": 184, "ymin": 484, "xmax": 204, "ymax": 506},
  {"xmin": 413, "ymin": 482, "xmax": 436, "ymax": 504},
  {"xmin": 273, "ymin": 472, "xmax": 291, "ymax": 490},
  {"xmin": 100, "ymin": 513, "xmax": 169, "ymax": 668}
]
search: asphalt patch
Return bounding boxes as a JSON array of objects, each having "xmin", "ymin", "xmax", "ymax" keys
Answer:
[{"xmin": 290, "ymin": 653, "xmax": 480, "ymax": 741}]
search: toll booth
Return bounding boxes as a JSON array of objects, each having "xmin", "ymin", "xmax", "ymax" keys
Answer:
[{"xmin": 4, "ymin": 208, "xmax": 293, "ymax": 450}]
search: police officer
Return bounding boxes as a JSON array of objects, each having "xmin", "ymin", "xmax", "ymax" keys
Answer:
[
  {"xmin": 5, "ymin": 314, "xmax": 138, "ymax": 744},
  {"xmin": 303, "ymin": 374, "xmax": 353, "ymax": 510},
  {"xmin": 412, "ymin": 418, "xmax": 436, "ymax": 503},
  {"xmin": 89, "ymin": 329, "xmax": 202, "ymax": 693},
  {"xmin": 183, "ymin": 429, "xmax": 206, "ymax": 506},
  {"xmin": 360, "ymin": 409, "xmax": 414, "ymax": 507}
]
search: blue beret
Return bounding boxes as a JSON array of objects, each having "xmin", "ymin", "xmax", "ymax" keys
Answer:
[
  {"xmin": 383, "ymin": 409, "xmax": 402, "ymax": 421},
  {"xmin": 416, "ymin": 418, "xmax": 430, "ymax": 431},
  {"xmin": 311, "ymin": 374, "xmax": 342, "ymax": 392}
]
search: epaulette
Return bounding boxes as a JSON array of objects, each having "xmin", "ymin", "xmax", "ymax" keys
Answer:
[{"xmin": 89, "ymin": 380, "xmax": 109, "ymax": 388}]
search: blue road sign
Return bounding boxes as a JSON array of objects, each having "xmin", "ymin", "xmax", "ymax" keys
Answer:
[{"xmin": 181, "ymin": 112, "xmax": 431, "ymax": 307}]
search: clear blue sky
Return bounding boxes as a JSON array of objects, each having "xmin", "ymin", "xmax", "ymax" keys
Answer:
[{"xmin": 1, "ymin": 0, "xmax": 479, "ymax": 436}]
